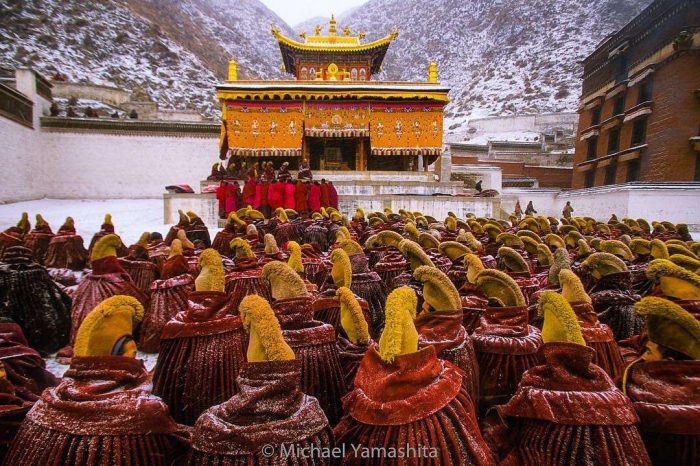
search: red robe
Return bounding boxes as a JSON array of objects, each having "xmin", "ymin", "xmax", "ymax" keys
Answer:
[
  {"xmin": 187, "ymin": 360, "xmax": 332, "ymax": 465},
  {"xmin": 485, "ymin": 343, "xmax": 651, "ymax": 466},
  {"xmin": 216, "ymin": 182, "xmax": 237, "ymax": 217},
  {"xmin": 308, "ymin": 184, "xmax": 322, "ymax": 212},
  {"xmin": 152, "ymin": 291, "xmax": 245, "ymax": 425},
  {"xmin": 283, "ymin": 182, "xmax": 296, "ymax": 209},
  {"xmin": 328, "ymin": 182, "xmax": 338, "ymax": 208},
  {"xmin": 67, "ymin": 256, "xmax": 148, "ymax": 345},
  {"xmin": 242, "ymin": 179, "xmax": 256, "ymax": 207},
  {"xmin": 624, "ymin": 359, "xmax": 700, "ymax": 466},
  {"xmin": 268, "ymin": 181, "xmax": 284, "ymax": 210},
  {"xmin": 335, "ymin": 345, "xmax": 494, "ymax": 465},
  {"xmin": 4, "ymin": 356, "xmax": 187, "ymax": 465},
  {"xmin": 320, "ymin": 182, "xmax": 330, "ymax": 208},
  {"xmin": 295, "ymin": 182, "xmax": 309, "ymax": 212}
]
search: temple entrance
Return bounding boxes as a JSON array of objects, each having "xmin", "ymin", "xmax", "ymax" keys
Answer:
[{"xmin": 307, "ymin": 137, "xmax": 362, "ymax": 171}]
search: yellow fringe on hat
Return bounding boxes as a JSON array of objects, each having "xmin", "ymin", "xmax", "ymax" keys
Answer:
[
  {"xmin": 646, "ymin": 259, "xmax": 700, "ymax": 300},
  {"xmin": 239, "ymin": 295, "xmax": 295, "ymax": 362},
  {"xmin": 175, "ymin": 229, "xmax": 194, "ymax": 249},
  {"xmin": 195, "ymin": 249, "xmax": 225, "ymax": 292},
  {"xmin": 536, "ymin": 243, "xmax": 554, "ymax": 266},
  {"xmin": 464, "ymin": 253, "xmax": 485, "ymax": 285},
  {"xmin": 398, "ymin": 239, "xmax": 435, "ymax": 271},
  {"xmin": 418, "ymin": 232, "xmax": 440, "ymax": 249},
  {"xmin": 560, "ymin": 269, "xmax": 591, "ymax": 304},
  {"xmin": 286, "ymin": 241, "xmax": 304, "ymax": 274},
  {"xmin": 414, "ymin": 265, "xmax": 461, "ymax": 312},
  {"xmin": 475, "ymin": 269, "xmax": 526, "ymax": 307},
  {"xmin": 404, "ymin": 222, "xmax": 420, "ymax": 241},
  {"xmin": 91, "ymin": 234, "xmax": 121, "ymax": 262},
  {"xmin": 331, "ymin": 248, "xmax": 353, "ymax": 288},
  {"xmin": 35, "ymin": 214, "xmax": 48, "ymax": 229},
  {"xmin": 497, "ymin": 246, "xmax": 529, "ymax": 273},
  {"xmin": 261, "ymin": 261, "xmax": 308, "ymax": 300},
  {"xmin": 337, "ymin": 287, "xmax": 369, "ymax": 345},
  {"xmin": 337, "ymin": 239, "xmax": 364, "ymax": 256},
  {"xmin": 264, "ymin": 234, "xmax": 279, "ymax": 255},
  {"xmin": 229, "ymin": 237, "xmax": 255, "ymax": 259},
  {"xmin": 168, "ymin": 239, "xmax": 183, "ymax": 258},
  {"xmin": 438, "ymin": 241, "xmax": 471, "ymax": 261},
  {"xmin": 378, "ymin": 287, "xmax": 418, "ymax": 363},
  {"xmin": 600, "ymin": 240, "xmax": 634, "ymax": 261},
  {"xmin": 582, "ymin": 252, "xmax": 628, "ymax": 279},
  {"xmin": 538, "ymin": 291, "xmax": 585, "ymax": 345},
  {"xmin": 635, "ymin": 297, "xmax": 700, "ymax": 360},
  {"xmin": 74, "ymin": 295, "xmax": 144, "ymax": 357}
]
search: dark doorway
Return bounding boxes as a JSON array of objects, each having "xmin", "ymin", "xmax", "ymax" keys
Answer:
[{"xmin": 307, "ymin": 138, "xmax": 357, "ymax": 171}]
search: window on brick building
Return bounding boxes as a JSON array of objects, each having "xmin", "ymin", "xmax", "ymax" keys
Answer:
[
  {"xmin": 584, "ymin": 170, "xmax": 595, "ymax": 188},
  {"xmin": 607, "ymin": 128, "xmax": 620, "ymax": 154},
  {"xmin": 604, "ymin": 164, "xmax": 617, "ymax": 185},
  {"xmin": 591, "ymin": 107, "xmax": 601, "ymax": 126},
  {"xmin": 613, "ymin": 94, "xmax": 625, "ymax": 115},
  {"xmin": 587, "ymin": 136, "xmax": 598, "ymax": 160},
  {"xmin": 626, "ymin": 159, "xmax": 640, "ymax": 182},
  {"xmin": 638, "ymin": 78, "xmax": 653, "ymax": 103},
  {"xmin": 631, "ymin": 118, "xmax": 647, "ymax": 146}
]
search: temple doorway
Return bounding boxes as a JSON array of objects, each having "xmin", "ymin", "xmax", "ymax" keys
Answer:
[{"xmin": 307, "ymin": 137, "xmax": 358, "ymax": 171}]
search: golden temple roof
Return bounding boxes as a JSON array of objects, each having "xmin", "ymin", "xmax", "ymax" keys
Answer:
[{"xmin": 271, "ymin": 15, "xmax": 398, "ymax": 53}]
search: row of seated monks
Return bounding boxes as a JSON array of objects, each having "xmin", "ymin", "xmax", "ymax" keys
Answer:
[{"xmin": 0, "ymin": 205, "xmax": 697, "ymax": 465}]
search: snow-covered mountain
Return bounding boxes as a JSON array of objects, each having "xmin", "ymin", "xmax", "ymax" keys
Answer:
[
  {"xmin": 0, "ymin": 0, "xmax": 651, "ymax": 124},
  {"xmin": 0, "ymin": 0, "xmax": 292, "ymax": 116},
  {"xmin": 336, "ymin": 0, "xmax": 651, "ymax": 129}
]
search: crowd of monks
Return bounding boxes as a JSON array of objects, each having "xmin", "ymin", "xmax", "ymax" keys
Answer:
[
  {"xmin": 210, "ymin": 160, "xmax": 339, "ymax": 219},
  {"xmin": 0, "ymin": 205, "xmax": 698, "ymax": 465}
]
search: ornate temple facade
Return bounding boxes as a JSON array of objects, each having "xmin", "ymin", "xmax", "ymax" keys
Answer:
[{"xmin": 217, "ymin": 17, "xmax": 449, "ymax": 172}]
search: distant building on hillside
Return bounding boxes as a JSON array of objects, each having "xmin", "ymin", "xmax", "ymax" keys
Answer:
[
  {"xmin": 448, "ymin": 112, "xmax": 576, "ymax": 189},
  {"xmin": 572, "ymin": 0, "xmax": 700, "ymax": 188}
]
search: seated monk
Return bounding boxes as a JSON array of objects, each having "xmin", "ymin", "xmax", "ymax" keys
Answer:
[
  {"xmin": 211, "ymin": 212, "xmax": 247, "ymax": 257},
  {"xmin": 286, "ymin": 240, "xmax": 329, "ymax": 289},
  {"xmin": 622, "ymin": 297, "xmax": 700, "ymax": 466},
  {"xmin": 471, "ymin": 269, "xmax": 543, "ymax": 416},
  {"xmin": 484, "ymin": 291, "xmax": 651, "ymax": 465},
  {"xmin": 152, "ymin": 249, "xmax": 245, "ymax": 425},
  {"xmin": 583, "ymin": 252, "xmax": 645, "ymax": 340},
  {"xmin": 118, "ymin": 232, "xmax": 160, "ymax": 294},
  {"xmin": 261, "ymin": 262, "xmax": 347, "ymax": 425},
  {"xmin": 0, "ymin": 246, "xmax": 71, "ymax": 355},
  {"xmin": 164, "ymin": 210, "xmax": 190, "ymax": 246},
  {"xmin": 330, "ymin": 245, "xmax": 388, "ymax": 337},
  {"xmin": 334, "ymin": 287, "xmax": 494, "ymax": 465},
  {"xmin": 272, "ymin": 207, "xmax": 302, "ymax": 245},
  {"xmin": 22, "ymin": 214, "xmax": 53, "ymax": 265},
  {"xmin": 414, "ymin": 265, "xmax": 480, "ymax": 406},
  {"xmin": 0, "ymin": 324, "xmax": 57, "ymax": 402},
  {"xmin": 138, "ymin": 240, "xmax": 195, "ymax": 353},
  {"xmin": 4, "ymin": 296, "xmax": 188, "ymax": 465},
  {"xmin": 65, "ymin": 235, "xmax": 147, "ymax": 355},
  {"xmin": 0, "ymin": 213, "xmax": 28, "ymax": 259},
  {"xmin": 645, "ymin": 259, "xmax": 700, "ymax": 319},
  {"xmin": 87, "ymin": 214, "xmax": 127, "ymax": 259},
  {"xmin": 557, "ymin": 269, "xmax": 625, "ymax": 379},
  {"xmin": 459, "ymin": 253, "xmax": 491, "ymax": 333},
  {"xmin": 224, "ymin": 238, "xmax": 271, "ymax": 306},
  {"xmin": 364, "ymin": 231, "xmax": 409, "ymax": 291},
  {"xmin": 186, "ymin": 294, "xmax": 332, "ymax": 465},
  {"xmin": 186, "ymin": 211, "xmax": 211, "ymax": 248},
  {"xmin": 312, "ymin": 246, "xmax": 371, "ymax": 335},
  {"xmin": 496, "ymin": 246, "xmax": 540, "ymax": 306},
  {"xmin": 0, "ymin": 361, "xmax": 32, "ymax": 462},
  {"xmin": 43, "ymin": 217, "xmax": 88, "ymax": 271}
]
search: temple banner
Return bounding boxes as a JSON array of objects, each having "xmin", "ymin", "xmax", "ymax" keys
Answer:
[
  {"xmin": 304, "ymin": 101, "xmax": 370, "ymax": 138},
  {"xmin": 224, "ymin": 101, "xmax": 303, "ymax": 156},
  {"xmin": 369, "ymin": 103, "xmax": 443, "ymax": 156}
]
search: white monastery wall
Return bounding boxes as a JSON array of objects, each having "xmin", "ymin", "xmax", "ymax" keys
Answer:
[
  {"xmin": 0, "ymin": 117, "xmax": 46, "ymax": 203},
  {"xmin": 41, "ymin": 132, "xmax": 217, "ymax": 199},
  {"xmin": 469, "ymin": 112, "xmax": 578, "ymax": 133}
]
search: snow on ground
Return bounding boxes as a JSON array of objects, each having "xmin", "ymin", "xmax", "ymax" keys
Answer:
[
  {"xmin": 0, "ymin": 198, "xmax": 167, "ymax": 247},
  {"xmin": 463, "ymin": 130, "xmax": 542, "ymax": 145}
]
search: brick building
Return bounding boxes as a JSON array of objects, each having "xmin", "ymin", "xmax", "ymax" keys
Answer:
[{"xmin": 572, "ymin": 0, "xmax": 700, "ymax": 188}]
